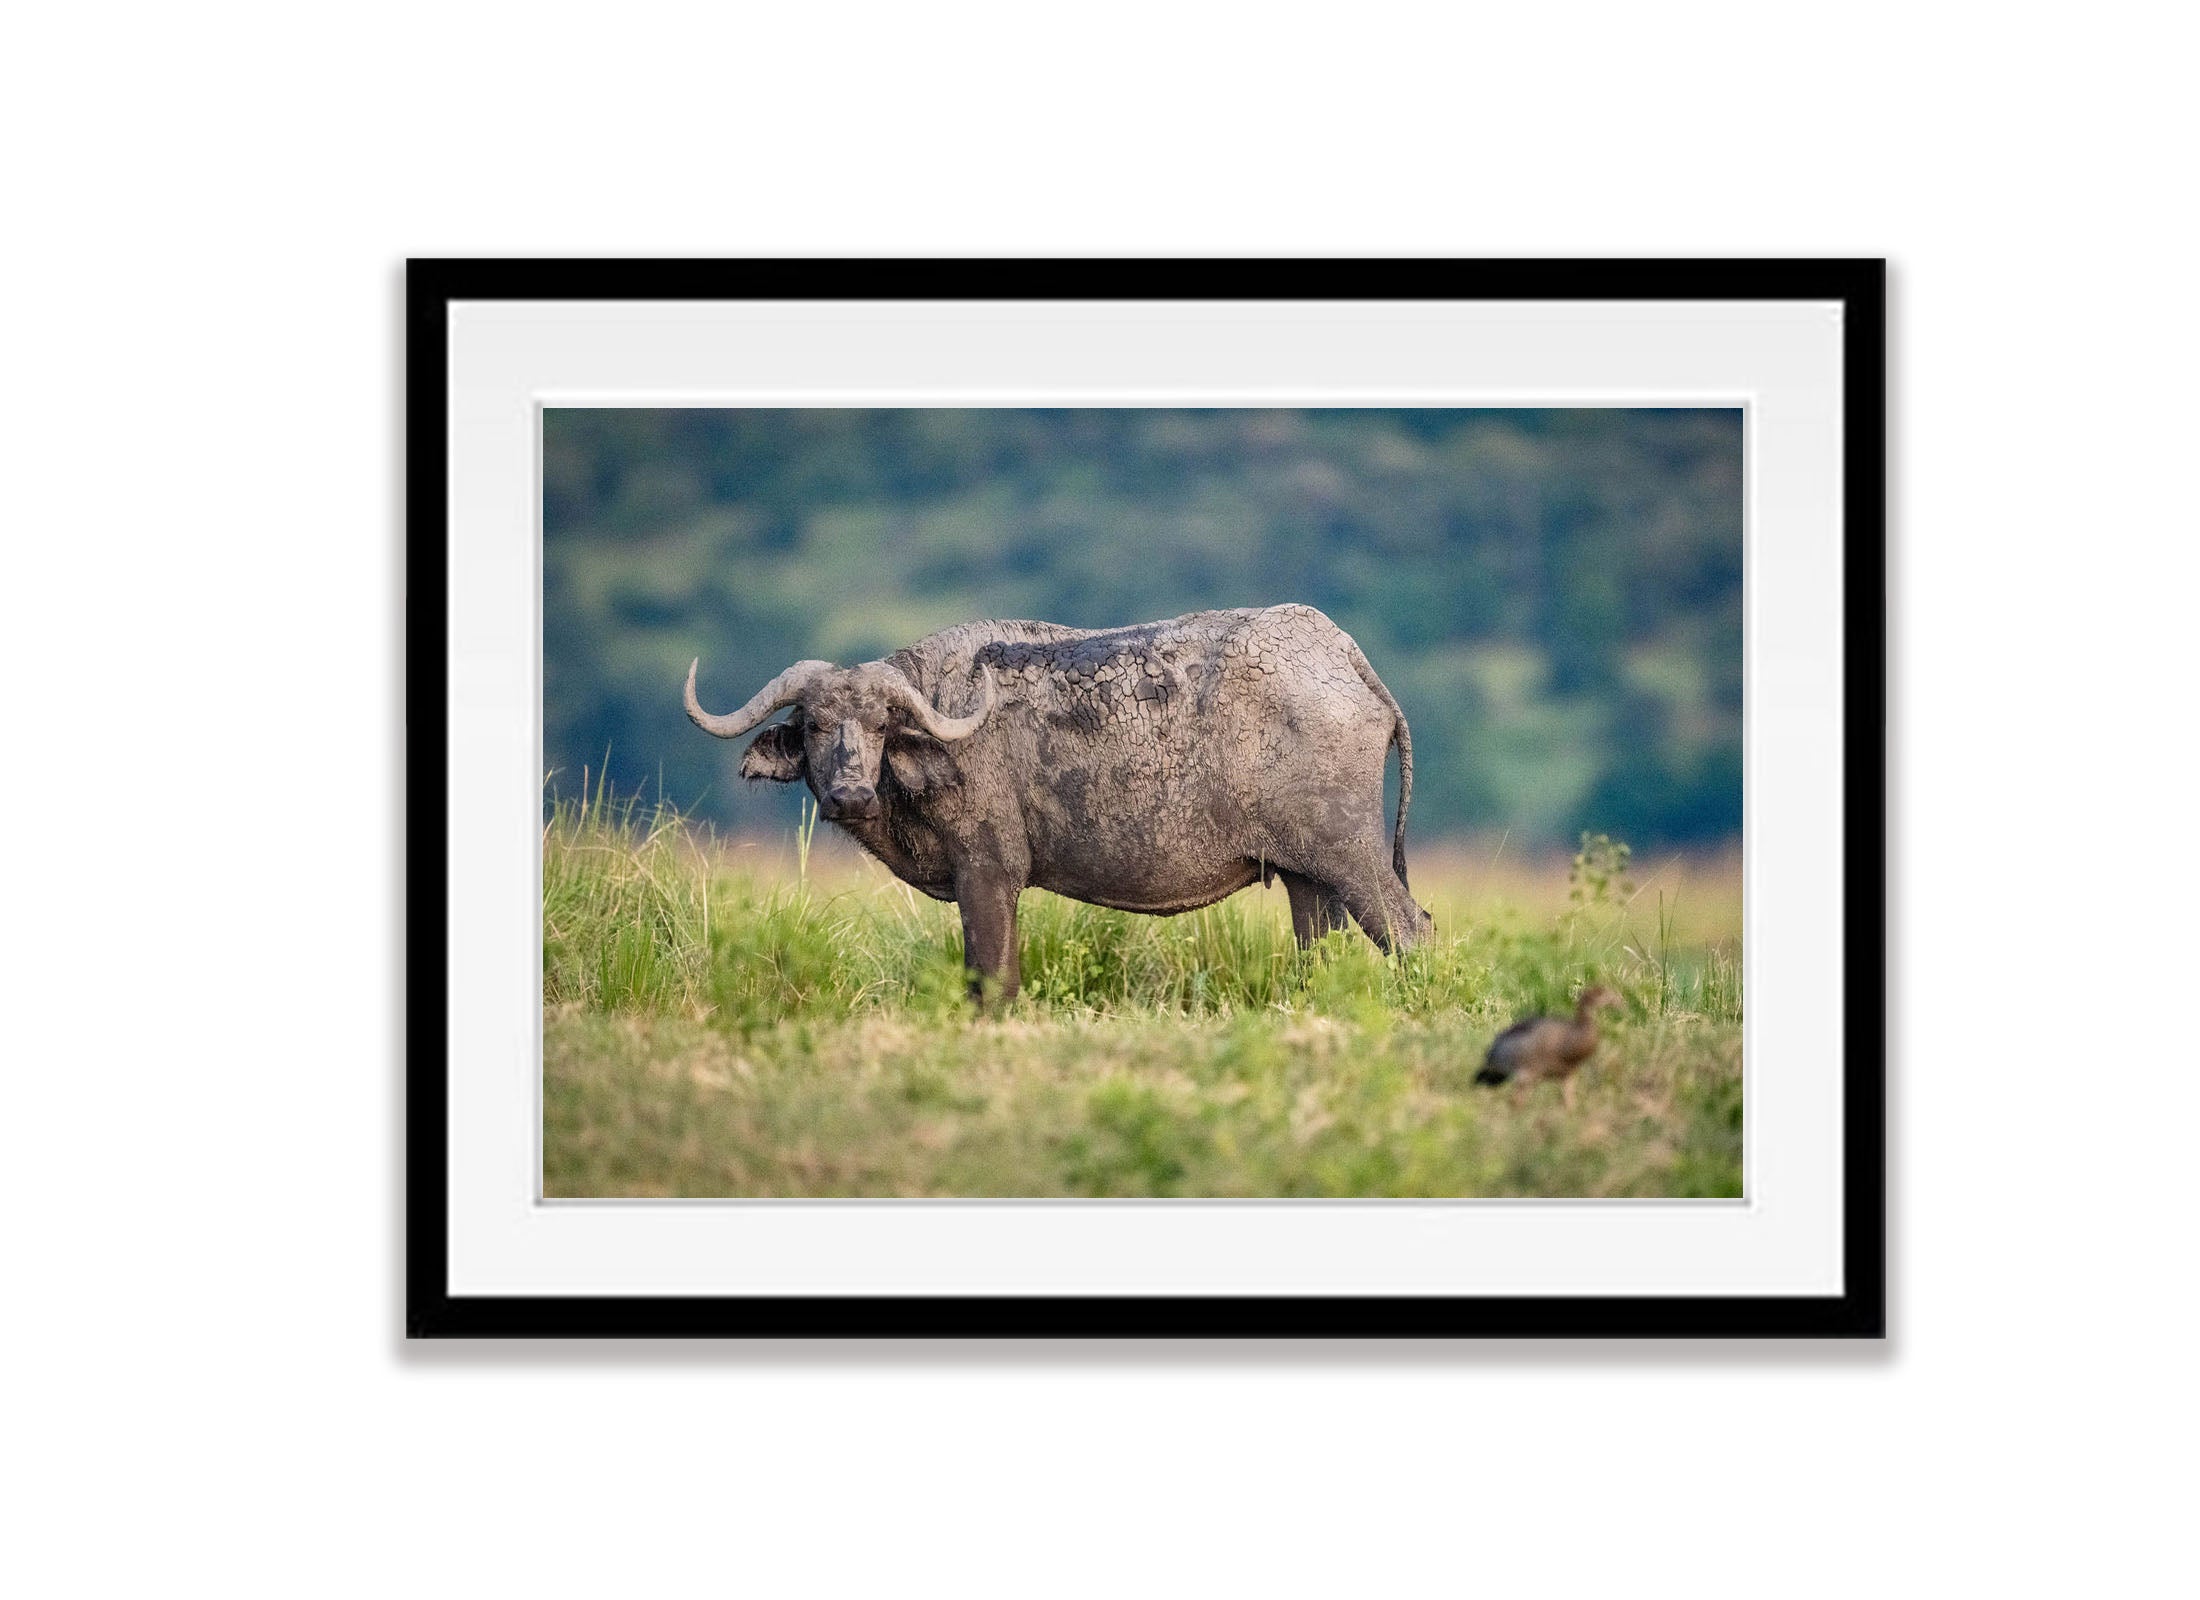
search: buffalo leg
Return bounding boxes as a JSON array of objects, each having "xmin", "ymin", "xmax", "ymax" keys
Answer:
[
  {"xmin": 955, "ymin": 873, "xmax": 1023, "ymax": 1007},
  {"xmin": 1278, "ymin": 869, "xmax": 1351, "ymax": 949},
  {"xmin": 1326, "ymin": 849, "xmax": 1430, "ymax": 955}
]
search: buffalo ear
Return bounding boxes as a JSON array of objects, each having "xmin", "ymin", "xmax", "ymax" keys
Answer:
[
  {"xmin": 885, "ymin": 737, "xmax": 961, "ymax": 796},
  {"xmin": 740, "ymin": 722, "xmax": 806, "ymax": 783}
]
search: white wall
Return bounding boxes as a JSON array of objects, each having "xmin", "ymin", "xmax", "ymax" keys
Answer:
[{"xmin": 6, "ymin": 4, "xmax": 2192, "ymax": 1594}]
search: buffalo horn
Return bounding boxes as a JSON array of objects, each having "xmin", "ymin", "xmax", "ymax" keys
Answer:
[
  {"xmin": 886, "ymin": 664, "xmax": 996, "ymax": 741},
  {"xmin": 684, "ymin": 658, "xmax": 832, "ymax": 739}
]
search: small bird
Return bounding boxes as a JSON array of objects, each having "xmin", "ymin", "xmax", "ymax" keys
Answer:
[{"xmin": 1476, "ymin": 986, "xmax": 1624, "ymax": 1091}]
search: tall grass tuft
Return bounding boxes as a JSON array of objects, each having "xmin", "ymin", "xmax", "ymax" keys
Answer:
[{"xmin": 542, "ymin": 778, "xmax": 716, "ymax": 1014}]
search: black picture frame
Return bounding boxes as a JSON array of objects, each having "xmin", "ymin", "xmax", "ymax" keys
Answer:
[{"xmin": 406, "ymin": 258, "xmax": 1885, "ymax": 1339}]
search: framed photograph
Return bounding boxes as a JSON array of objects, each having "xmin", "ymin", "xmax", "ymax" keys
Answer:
[{"xmin": 407, "ymin": 259, "xmax": 1884, "ymax": 1338}]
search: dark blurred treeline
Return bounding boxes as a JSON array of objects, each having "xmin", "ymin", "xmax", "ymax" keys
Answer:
[{"xmin": 544, "ymin": 408, "xmax": 1742, "ymax": 847}]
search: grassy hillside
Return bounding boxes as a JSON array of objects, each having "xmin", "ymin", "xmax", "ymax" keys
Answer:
[{"xmin": 542, "ymin": 790, "xmax": 1744, "ymax": 1199}]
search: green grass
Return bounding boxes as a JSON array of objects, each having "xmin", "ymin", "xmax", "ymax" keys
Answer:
[{"xmin": 542, "ymin": 788, "xmax": 1743, "ymax": 1197}]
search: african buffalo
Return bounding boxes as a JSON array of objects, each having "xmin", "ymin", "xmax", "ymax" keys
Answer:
[{"xmin": 685, "ymin": 604, "xmax": 1431, "ymax": 1002}]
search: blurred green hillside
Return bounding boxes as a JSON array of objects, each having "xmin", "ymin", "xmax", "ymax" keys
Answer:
[{"xmin": 543, "ymin": 407, "xmax": 1742, "ymax": 846}]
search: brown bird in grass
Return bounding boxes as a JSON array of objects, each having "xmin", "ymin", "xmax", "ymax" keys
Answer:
[{"xmin": 1475, "ymin": 986, "xmax": 1624, "ymax": 1090}]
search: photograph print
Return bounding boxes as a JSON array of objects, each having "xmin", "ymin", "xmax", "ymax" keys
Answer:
[{"xmin": 543, "ymin": 404, "xmax": 1745, "ymax": 1200}]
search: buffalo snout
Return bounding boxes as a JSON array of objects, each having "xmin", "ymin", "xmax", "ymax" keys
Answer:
[{"xmin": 822, "ymin": 783, "xmax": 880, "ymax": 822}]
